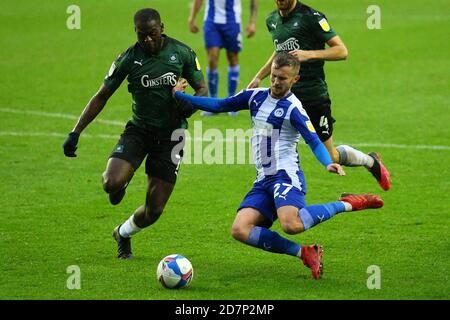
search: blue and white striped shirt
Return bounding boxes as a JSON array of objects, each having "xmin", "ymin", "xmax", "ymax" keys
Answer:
[
  {"xmin": 175, "ymin": 88, "xmax": 332, "ymax": 180},
  {"xmin": 204, "ymin": 0, "xmax": 242, "ymax": 24}
]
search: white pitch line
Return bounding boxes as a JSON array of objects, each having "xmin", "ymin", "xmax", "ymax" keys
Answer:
[
  {"xmin": 1, "ymin": 131, "xmax": 449, "ymax": 151},
  {"xmin": 344, "ymin": 143, "xmax": 450, "ymax": 151},
  {"xmin": 1, "ymin": 108, "xmax": 449, "ymax": 151},
  {"xmin": 0, "ymin": 131, "xmax": 118, "ymax": 139},
  {"xmin": 0, "ymin": 107, "xmax": 125, "ymax": 127}
]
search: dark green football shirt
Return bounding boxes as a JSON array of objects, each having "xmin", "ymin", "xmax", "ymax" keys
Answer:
[
  {"xmin": 266, "ymin": 2, "xmax": 337, "ymax": 102},
  {"xmin": 104, "ymin": 35, "xmax": 204, "ymax": 130}
]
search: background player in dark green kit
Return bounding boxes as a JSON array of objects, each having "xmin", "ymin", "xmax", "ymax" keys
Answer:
[
  {"xmin": 248, "ymin": 0, "xmax": 391, "ymax": 191},
  {"xmin": 63, "ymin": 8, "xmax": 207, "ymax": 259}
]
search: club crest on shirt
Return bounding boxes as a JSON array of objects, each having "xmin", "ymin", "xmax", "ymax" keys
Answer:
[
  {"xmin": 319, "ymin": 18, "xmax": 331, "ymax": 32},
  {"xmin": 169, "ymin": 54, "xmax": 179, "ymax": 63},
  {"xmin": 274, "ymin": 108, "xmax": 284, "ymax": 118}
]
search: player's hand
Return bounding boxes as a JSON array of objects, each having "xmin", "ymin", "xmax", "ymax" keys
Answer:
[
  {"xmin": 63, "ymin": 132, "xmax": 80, "ymax": 157},
  {"xmin": 289, "ymin": 50, "xmax": 314, "ymax": 62},
  {"xmin": 247, "ymin": 77, "xmax": 261, "ymax": 89},
  {"xmin": 327, "ymin": 163, "xmax": 345, "ymax": 176},
  {"xmin": 188, "ymin": 19, "xmax": 199, "ymax": 33},
  {"xmin": 246, "ymin": 22, "xmax": 256, "ymax": 38},
  {"xmin": 172, "ymin": 78, "xmax": 188, "ymax": 97}
]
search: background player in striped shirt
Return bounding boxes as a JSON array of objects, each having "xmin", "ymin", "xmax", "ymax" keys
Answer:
[
  {"xmin": 188, "ymin": 0, "xmax": 258, "ymax": 116},
  {"xmin": 173, "ymin": 52, "xmax": 383, "ymax": 279}
]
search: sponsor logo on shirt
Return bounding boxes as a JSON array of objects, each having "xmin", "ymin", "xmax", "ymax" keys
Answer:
[
  {"xmin": 319, "ymin": 18, "xmax": 331, "ymax": 32},
  {"xmin": 141, "ymin": 72, "xmax": 177, "ymax": 87},
  {"xmin": 274, "ymin": 37, "xmax": 300, "ymax": 51},
  {"xmin": 306, "ymin": 120, "xmax": 316, "ymax": 133},
  {"xmin": 106, "ymin": 62, "xmax": 116, "ymax": 79},
  {"xmin": 195, "ymin": 57, "xmax": 201, "ymax": 71}
]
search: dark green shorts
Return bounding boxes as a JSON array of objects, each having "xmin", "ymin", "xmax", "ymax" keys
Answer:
[
  {"xmin": 110, "ymin": 122, "xmax": 185, "ymax": 184},
  {"xmin": 300, "ymin": 97, "xmax": 336, "ymax": 142}
]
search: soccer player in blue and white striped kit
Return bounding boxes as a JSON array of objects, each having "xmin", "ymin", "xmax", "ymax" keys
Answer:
[
  {"xmin": 188, "ymin": 0, "xmax": 258, "ymax": 116},
  {"xmin": 173, "ymin": 52, "xmax": 384, "ymax": 279}
]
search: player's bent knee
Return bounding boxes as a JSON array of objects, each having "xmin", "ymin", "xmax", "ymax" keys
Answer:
[
  {"xmin": 102, "ymin": 175, "xmax": 122, "ymax": 194},
  {"xmin": 230, "ymin": 224, "xmax": 250, "ymax": 242},
  {"xmin": 281, "ymin": 222, "xmax": 303, "ymax": 235}
]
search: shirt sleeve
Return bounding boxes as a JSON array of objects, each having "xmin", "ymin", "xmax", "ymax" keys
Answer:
[
  {"xmin": 265, "ymin": 17, "xmax": 272, "ymax": 32},
  {"xmin": 103, "ymin": 49, "xmax": 131, "ymax": 93},
  {"xmin": 175, "ymin": 89, "xmax": 253, "ymax": 113},
  {"xmin": 290, "ymin": 106, "xmax": 319, "ymax": 145},
  {"xmin": 290, "ymin": 106, "xmax": 332, "ymax": 167},
  {"xmin": 308, "ymin": 12, "xmax": 338, "ymax": 43},
  {"xmin": 181, "ymin": 47, "xmax": 205, "ymax": 87}
]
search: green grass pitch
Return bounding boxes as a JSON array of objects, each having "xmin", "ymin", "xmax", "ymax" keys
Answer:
[{"xmin": 0, "ymin": 0, "xmax": 449, "ymax": 299}]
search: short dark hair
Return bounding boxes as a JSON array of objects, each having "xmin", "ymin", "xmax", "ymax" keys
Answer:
[
  {"xmin": 134, "ymin": 8, "xmax": 161, "ymax": 24},
  {"xmin": 272, "ymin": 52, "xmax": 301, "ymax": 74}
]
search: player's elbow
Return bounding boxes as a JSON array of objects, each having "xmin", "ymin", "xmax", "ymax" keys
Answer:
[{"xmin": 339, "ymin": 45, "xmax": 348, "ymax": 60}]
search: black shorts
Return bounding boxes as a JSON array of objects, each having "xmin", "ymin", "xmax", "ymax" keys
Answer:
[
  {"xmin": 110, "ymin": 122, "xmax": 185, "ymax": 184},
  {"xmin": 300, "ymin": 97, "xmax": 336, "ymax": 142}
]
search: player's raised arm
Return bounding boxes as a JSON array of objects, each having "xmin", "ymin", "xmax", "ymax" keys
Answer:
[
  {"xmin": 247, "ymin": 51, "xmax": 276, "ymax": 89},
  {"xmin": 289, "ymin": 35, "xmax": 348, "ymax": 62},
  {"xmin": 173, "ymin": 79, "xmax": 251, "ymax": 113}
]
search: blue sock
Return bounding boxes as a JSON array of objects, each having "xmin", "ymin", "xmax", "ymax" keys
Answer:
[
  {"xmin": 299, "ymin": 202, "xmax": 346, "ymax": 230},
  {"xmin": 246, "ymin": 226, "xmax": 301, "ymax": 257},
  {"xmin": 207, "ymin": 68, "xmax": 219, "ymax": 98},
  {"xmin": 227, "ymin": 65, "xmax": 240, "ymax": 97}
]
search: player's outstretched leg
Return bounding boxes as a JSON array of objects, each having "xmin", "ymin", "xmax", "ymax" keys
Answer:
[
  {"xmin": 335, "ymin": 145, "xmax": 391, "ymax": 191},
  {"xmin": 339, "ymin": 193, "xmax": 384, "ymax": 211},
  {"xmin": 242, "ymin": 225, "xmax": 323, "ymax": 279},
  {"xmin": 112, "ymin": 224, "xmax": 134, "ymax": 259},
  {"xmin": 367, "ymin": 152, "xmax": 391, "ymax": 191},
  {"xmin": 300, "ymin": 244, "xmax": 323, "ymax": 280}
]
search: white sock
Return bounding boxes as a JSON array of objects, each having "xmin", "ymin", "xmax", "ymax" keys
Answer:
[
  {"xmin": 336, "ymin": 145, "xmax": 374, "ymax": 168},
  {"xmin": 119, "ymin": 215, "xmax": 142, "ymax": 238},
  {"xmin": 341, "ymin": 201, "xmax": 353, "ymax": 212}
]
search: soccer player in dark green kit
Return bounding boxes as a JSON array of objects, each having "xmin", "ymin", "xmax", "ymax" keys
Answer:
[
  {"xmin": 248, "ymin": 0, "xmax": 391, "ymax": 191},
  {"xmin": 62, "ymin": 8, "xmax": 207, "ymax": 259}
]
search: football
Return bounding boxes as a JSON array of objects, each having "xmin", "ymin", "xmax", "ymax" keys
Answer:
[{"xmin": 156, "ymin": 254, "xmax": 193, "ymax": 289}]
